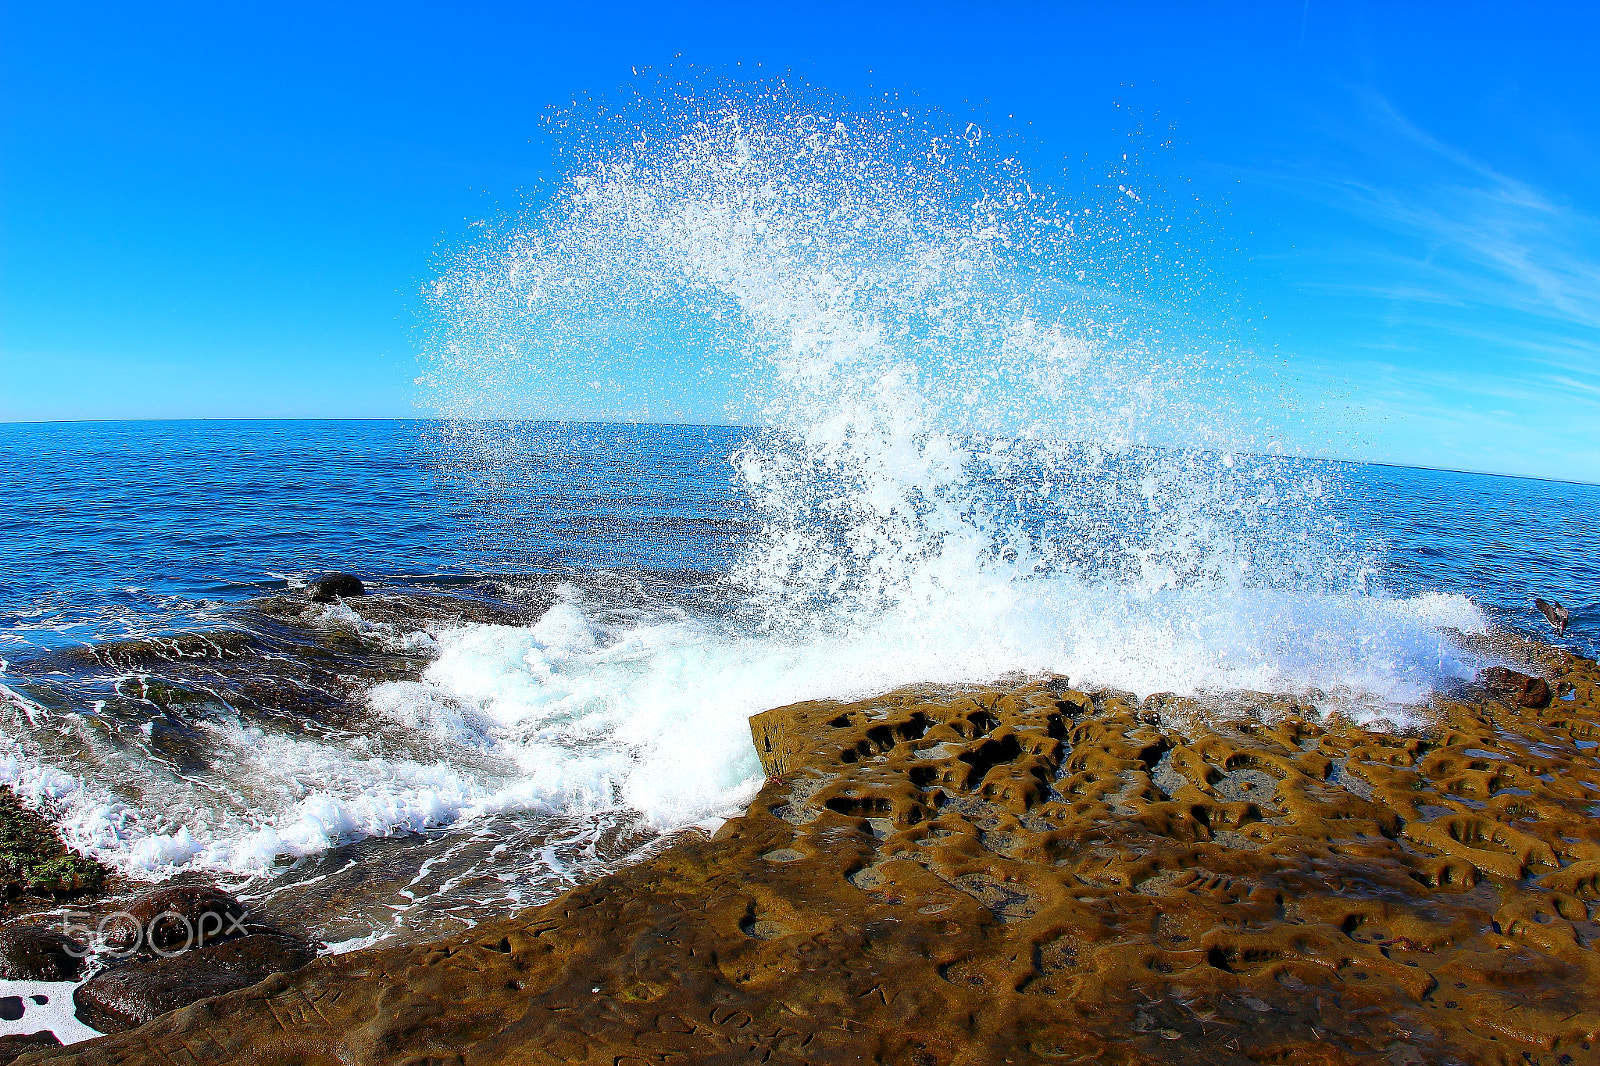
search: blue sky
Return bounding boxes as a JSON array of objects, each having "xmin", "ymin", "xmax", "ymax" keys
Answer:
[{"xmin": 2, "ymin": 1, "xmax": 1597, "ymax": 481}]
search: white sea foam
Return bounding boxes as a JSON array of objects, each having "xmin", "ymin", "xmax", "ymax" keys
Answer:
[{"xmin": 0, "ymin": 978, "xmax": 101, "ymax": 1046}]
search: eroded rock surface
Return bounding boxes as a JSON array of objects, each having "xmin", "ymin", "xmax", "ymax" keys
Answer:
[
  {"xmin": 27, "ymin": 645, "xmax": 1600, "ymax": 1066},
  {"xmin": 0, "ymin": 1033, "xmax": 60, "ymax": 1066},
  {"xmin": 72, "ymin": 931, "xmax": 319, "ymax": 1036}
]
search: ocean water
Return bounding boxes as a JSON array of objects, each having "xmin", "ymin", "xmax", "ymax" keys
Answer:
[
  {"xmin": 3, "ymin": 102, "xmax": 1598, "ymax": 951},
  {"xmin": 2, "ymin": 417, "xmax": 1594, "ymax": 900}
]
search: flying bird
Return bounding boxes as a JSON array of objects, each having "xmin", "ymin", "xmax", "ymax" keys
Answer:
[{"xmin": 1535, "ymin": 598, "xmax": 1570, "ymax": 637}]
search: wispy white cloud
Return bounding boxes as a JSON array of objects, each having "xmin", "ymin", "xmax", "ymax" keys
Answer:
[
  {"xmin": 1228, "ymin": 90, "xmax": 1600, "ymax": 479},
  {"xmin": 1294, "ymin": 91, "xmax": 1600, "ymax": 337}
]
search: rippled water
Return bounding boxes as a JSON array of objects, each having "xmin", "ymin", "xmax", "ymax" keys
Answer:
[
  {"xmin": 0, "ymin": 419, "xmax": 749, "ymax": 653},
  {"xmin": 2, "ymin": 420, "xmax": 1592, "ymax": 657}
]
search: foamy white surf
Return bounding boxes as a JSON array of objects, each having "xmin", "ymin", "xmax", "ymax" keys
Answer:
[{"xmin": 0, "ymin": 977, "xmax": 101, "ymax": 1046}]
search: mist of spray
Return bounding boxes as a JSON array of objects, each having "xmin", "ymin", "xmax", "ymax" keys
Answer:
[{"xmin": 423, "ymin": 96, "xmax": 1474, "ymax": 698}]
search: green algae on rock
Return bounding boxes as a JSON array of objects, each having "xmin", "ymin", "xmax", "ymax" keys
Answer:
[{"xmin": 0, "ymin": 786, "xmax": 104, "ymax": 906}]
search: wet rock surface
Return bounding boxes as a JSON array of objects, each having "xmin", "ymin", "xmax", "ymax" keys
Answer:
[
  {"xmin": 0, "ymin": 925, "xmax": 86, "ymax": 982},
  {"xmin": 2, "ymin": 588, "xmax": 544, "ymax": 789},
  {"xmin": 23, "ymin": 640, "xmax": 1600, "ymax": 1065},
  {"xmin": 1482, "ymin": 665, "xmax": 1552, "ymax": 708},
  {"xmin": 70, "ymin": 930, "xmax": 318, "ymax": 1036},
  {"xmin": 308, "ymin": 573, "xmax": 365, "ymax": 603},
  {"xmin": 102, "ymin": 887, "xmax": 247, "ymax": 955}
]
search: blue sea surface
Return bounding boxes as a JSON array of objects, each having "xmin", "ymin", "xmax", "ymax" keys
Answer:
[
  {"xmin": 1, "ymin": 419, "xmax": 1594, "ymax": 659},
  {"xmin": 0, "ymin": 419, "xmax": 754, "ymax": 655}
]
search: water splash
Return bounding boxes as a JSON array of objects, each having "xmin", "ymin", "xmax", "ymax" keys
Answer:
[{"xmin": 424, "ymin": 94, "xmax": 1481, "ymax": 709}]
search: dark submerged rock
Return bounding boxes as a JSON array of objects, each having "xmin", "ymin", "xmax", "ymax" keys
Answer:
[
  {"xmin": 103, "ymin": 885, "xmax": 247, "ymax": 955},
  {"xmin": 59, "ymin": 631, "xmax": 255, "ymax": 673},
  {"xmin": 115, "ymin": 677, "xmax": 211, "ymax": 710},
  {"xmin": 0, "ymin": 1031, "xmax": 60, "ymax": 1066},
  {"xmin": 309, "ymin": 573, "xmax": 365, "ymax": 603},
  {"xmin": 72, "ymin": 930, "xmax": 318, "ymax": 1035},
  {"xmin": 1481, "ymin": 664, "xmax": 1552, "ymax": 708},
  {"xmin": 0, "ymin": 924, "xmax": 87, "ymax": 981}
]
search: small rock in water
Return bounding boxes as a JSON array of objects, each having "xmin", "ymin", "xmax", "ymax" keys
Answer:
[
  {"xmin": 309, "ymin": 572, "xmax": 365, "ymax": 603},
  {"xmin": 73, "ymin": 930, "xmax": 318, "ymax": 1034},
  {"xmin": 0, "ymin": 924, "xmax": 88, "ymax": 981},
  {"xmin": 1535, "ymin": 597, "xmax": 1571, "ymax": 637},
  {"xmin": 0, "ymin": 1031, "xmax": 62, "ymax": 1066},
  {"xmin": 1481, "ymin": 666, "xmax": 1552, "ymax": 709},
  {"xmin": 103, "ymin": 885, "xmax": 248, "ymax": 954}
]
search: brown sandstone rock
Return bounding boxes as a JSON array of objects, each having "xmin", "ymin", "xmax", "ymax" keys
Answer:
[
  {"xmin": 26, "ymin": 640, "xmax": 1600, "ymax": 1065},
  {"xmin": 72, "ymin": 931, "xmax": 318, "ymax": 1035},
  {"xmin": 0, "ymin": 924, "xmax": 86, "ymax": 981},
  {"xmin": 0, "ymin": 1032, "xmax": 60, "ymax": 1066},
  {"xmin": 1481, "ymin": 664, "xmax": 1552, "ymax": 708}
]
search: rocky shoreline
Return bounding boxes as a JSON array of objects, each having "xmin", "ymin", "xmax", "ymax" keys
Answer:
[{"xmin": 4, "ymin": 635, "xmax": 1596, "ymax": 1065}]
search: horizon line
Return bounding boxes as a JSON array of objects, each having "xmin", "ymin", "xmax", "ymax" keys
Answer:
[{"xmin": 2, "ymin": 415, "xmax": 1595, "ymax": 490}]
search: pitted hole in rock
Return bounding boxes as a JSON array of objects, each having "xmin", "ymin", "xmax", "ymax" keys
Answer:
[
  {"xmin": 738, "ymin": 909, "xmax": 792, "ymax": 941},
  {"xmin": 825, "ymin": 795, "xmax": 893, "ymax": 818},
  {"xmin": 937, "ymin": 959, "xmax": 993, "ymax": 991},
  {"xmin": 961, "ymin": 734, "xmax": 1025, "ymax": 789},
  {"xmin": 1329, "ymin": 759, "xmax": 1375, "ymax": 800},
  {"xmin": 1150, "ymin": 749, "xmax": 1189, "ymax": 800},
  {"xmin": 842, "ymin": 714, "xmax": 936, "ymax": 763},
  {"xmin": 846, "ymin": 866, "xmax": 888, "ymax": 892},
  {"xmin": 1214, "ymin": 768, "xmax": 1281, "ymax": 808},
  {"xmin": 1033, "ymin": 936, "xmax": 1077, "ymax": 977},
  {"xmin": 1210, "ymin": 830, "xmax": 1261, "ymax": 851},
  {"xmin": 1136, "ymin": 738, "xmax": 1172, "ymax": 770},
  {"xmin": 1445, "ymin": 817, "xmax": 1515, "ymax": 852},
  {"xmin": 1223, "ymin": 752, "xmax": 1284, "ymax": 777},
  {"xmin": 829, "ymin": 714, "xmax": 852, "ymax": 728},
  {"xmin": 956, "ymin": 710, "xmax": 1000, "ymax": 739},
  {"xmin": 1234, "ymin": 948, "xmax": 1289, "ymax": 972},
  {"xmin": 951, "ymin": 872, "xmax": 1039, "ymax": 922}
]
